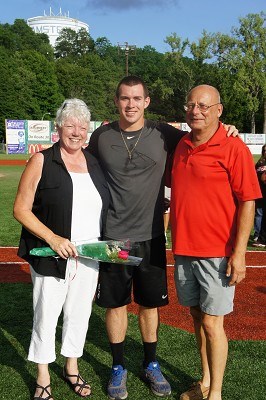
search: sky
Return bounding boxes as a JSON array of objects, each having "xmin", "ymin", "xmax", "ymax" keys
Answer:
[{"xmin": 2, "ymin": 0, "xmax": 265, "ymax": 53}]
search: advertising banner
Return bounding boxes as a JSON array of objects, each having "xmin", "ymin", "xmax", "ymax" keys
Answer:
[
  {"xmin": 5, "ymin": 120, "xmax": 26, "ymax": 154},
  {"xmin": 167, "ymin": 122, "xmax": 191, "ymax": 132},
  {"xmin": 27, "ymin": 120, "xmax": 51, "ymax": 142},
  {"xmin": 244, "ymin": 133, "xmax": 265, "ymax": 145},
  {"xmin": 28, "ymin": 143, "xmax": 53, "ymax": 154},
  {"xmin": 51, "ymin": 130, "xmax": 59, "ymax": 143},
  {"xmin": 240, "ymin": 133, "xmax": 265, "ymax": 154}
]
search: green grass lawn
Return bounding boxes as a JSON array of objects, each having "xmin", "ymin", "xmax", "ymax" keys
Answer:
[
  {"xmin": 0, "ymin": 154, "xmax": 265, "ymax": 400},
  {"xmin": 0, "ymin": 165, "xmax": 24, "ymax": 246},
  {"xmin": 0, "ymin": 153, "xmax": 30, "ymax": 160},
  {"xmin": 0, "ymin": 283, "xmax": 265, "ymax": 400}
]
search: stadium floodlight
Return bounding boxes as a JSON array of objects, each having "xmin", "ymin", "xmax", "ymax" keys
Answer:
[{"xmin": 118, "ymin": 42, "xmax": 136, "ymax": 76}]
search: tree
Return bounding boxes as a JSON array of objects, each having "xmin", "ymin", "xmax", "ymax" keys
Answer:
[
  {"xmin": 212, "ymin": 12, "xmax": 266, "ymax": 133},
  {"xmin": 94, "ymin": 36, "xmax": 112, "ymax": 57},
  {"xmin": 0, "ymin": 19, "xmax": 53, "ymax": 57},
  {"xmin": 164, "ymin": 34, "xmax": 195, "ymax": 121},
  {"xmin": 190, "ymin": 30, "xmax": 214, "ymax": 64},
  {"xmin": 0, "ymin": 46, "xmax": 42, "ymax": 137},
  {"xmin": 54, "ymin": 28, "xmax": 95, "ymax": 59},
  {"xmin": 189, "ymin": 30, "xmax": 222, "ymax": 87},
  {"xmin": 15, "ymin": 50, "xmax": 63, "ymax": 119},
  {"xmin": 55, "ymin": 52, "xmax": 123, "ymax": 121}
]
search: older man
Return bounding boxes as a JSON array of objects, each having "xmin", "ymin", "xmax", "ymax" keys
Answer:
[{"xmin": 170, "ymin": 85, "xmax": 261, "ymax": 400}]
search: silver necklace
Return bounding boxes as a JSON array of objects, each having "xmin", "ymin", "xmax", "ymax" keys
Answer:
[{"xmin": 119, "ymin": 126, "xmax": 144, "ymax": 160}]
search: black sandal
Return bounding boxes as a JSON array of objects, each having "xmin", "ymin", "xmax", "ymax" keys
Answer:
[
  {"xmin": 33, "ymin": 383, "xmax": 53, "ymax": 400},
  {"xmin": 63, "ymin": 366, "xmax": 91, "ymax": 397}
]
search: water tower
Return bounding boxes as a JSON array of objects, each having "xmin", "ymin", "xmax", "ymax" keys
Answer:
[{"xmin": 27, "ymin": 8, "xmax": 89, "ymax": 47}]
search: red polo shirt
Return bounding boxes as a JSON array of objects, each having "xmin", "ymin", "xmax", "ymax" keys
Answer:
[{"xmin": 170, "ymin": 122, "xmax": 262, "ymax": 257}]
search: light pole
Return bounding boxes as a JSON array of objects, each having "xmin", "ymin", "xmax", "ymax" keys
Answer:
[
  {"xmin": 42, "ymin": 112, "xmax": 51, "ymax": 120},
  {"xmin": 118, "ymin": 42, "xmax": 136, "ymax": 76}
]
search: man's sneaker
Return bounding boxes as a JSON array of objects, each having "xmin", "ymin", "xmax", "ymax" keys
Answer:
[
  {"xmin": 252, "ymin": 241, "xmax": 266, "ymax": 248},
  {"xmin": 180, "ymin": 381, "xmax": 210, "ymax": 400},
  {"xmin": 107, "ymin": 365, "xmax": 128, "ymax": 400},
  {"xmin": 142, "ymin": 361, "xmax": 171, "ymax": 397}
]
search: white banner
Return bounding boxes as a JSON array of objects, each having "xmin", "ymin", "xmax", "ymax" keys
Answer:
[{"xmin": 27, "ymin": 120, "xmax": 50, "ymax": 142}]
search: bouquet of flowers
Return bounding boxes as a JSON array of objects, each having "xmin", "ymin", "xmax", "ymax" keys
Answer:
[{"xmin": 29, "ymin": 240, "xmax": 142, "ymax": 266}]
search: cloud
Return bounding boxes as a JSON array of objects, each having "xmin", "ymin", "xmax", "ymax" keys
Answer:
[{"xmin": 85, "ymin": 0, "xmax": 179, "ymax": 11}]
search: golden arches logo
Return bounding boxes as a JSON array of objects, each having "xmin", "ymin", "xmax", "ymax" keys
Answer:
[{"xmin": 28, "ymin": 144, "xmax": 41, "ymax": 154}]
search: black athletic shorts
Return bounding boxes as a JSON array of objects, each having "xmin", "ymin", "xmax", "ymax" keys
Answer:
[{"xmin": 95, "ymin": 234, "xmax": 169, "ymax": 308}]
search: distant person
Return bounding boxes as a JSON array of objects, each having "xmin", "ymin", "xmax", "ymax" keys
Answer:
[
  {"xmin": 170, "ymin": 85, "xmax": 261, "ymax": 400},
  {"xmin": 256, "ymin": 168, "xmax": 266, "ymax": 247},
  {"xmin": 164, "ymin": 187, "xmax": 171, "ymax": 243},
  {"xmin": 14, "ymin": 99, "xmax": 109, "ymax": 399},
  {"xmin": 252, "ymin": 146, "xmax": 266, "ymax": 248},
  {"xmin": 87, "ymin": 75, "xmax": 239, "ymax": 400},
  {"xmin": 252, "ymin": 144, "xmax": 266, "ymax": 244}
]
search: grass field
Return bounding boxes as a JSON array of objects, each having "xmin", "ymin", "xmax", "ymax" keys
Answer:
[
  {"xmin": 0, "ymin": 283, "xmax": 265, "ymax": 400},
  {"xmin": 0, "ymin": 153, "xmax": 30, "ymax": 160},
  {"xmin": 0, "ymin": 153, "xmax": 265, "ymax": 400}
]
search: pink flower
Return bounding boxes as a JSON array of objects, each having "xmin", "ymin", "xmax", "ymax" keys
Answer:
[{"xmin": 118, "ymin": 250, "xmax": 129, "ymax": 260}]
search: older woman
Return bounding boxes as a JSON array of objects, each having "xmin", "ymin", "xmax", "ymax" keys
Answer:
[{"xmin": 13, "ymin": 99, "xmax": 109, "ymax": 399}]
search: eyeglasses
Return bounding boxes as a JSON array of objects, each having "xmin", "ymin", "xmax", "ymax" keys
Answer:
[
  {"xmin": 62, "ymin": 102, "xmax": 88, "ymax": 110},
  {"xmin": 184, "ymin": 103, "xmax": 221, "ymax": 112}
]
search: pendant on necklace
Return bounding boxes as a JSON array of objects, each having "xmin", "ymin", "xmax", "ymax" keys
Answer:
[{"xmin": 120, "ymin": 125, "xmax": 144, "ymax": 162}]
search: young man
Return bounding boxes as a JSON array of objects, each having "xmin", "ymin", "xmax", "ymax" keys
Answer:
[
  {"xmin": 170, "ymin": 85, "xmax": 261, "ymax": 400},
  {"xmin": 88, "ymin": 77, "xmax": 238, "ymax": 400}
]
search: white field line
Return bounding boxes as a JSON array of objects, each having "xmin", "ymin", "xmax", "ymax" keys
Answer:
[
  {"xmin": 166, "ymin": 263, "xmax": 265, "ymax": 268},
  {"xmin": 0, "ymin": 248, "xmax": 265, "ymax": 268},
  {"xmin": 166, "ymin": 249, "xmax": 265, "ymax": 268},
  {"xmin": 1, "ymin": 247, "xmax": 266, "ymax": 254},
  {"xmin": 0, "ymin": 246, "xmax": 19, "ymax": 248},
  {"xmin": 0, "ymin": 262, "xmax": 28, "ymax": 265},
  {"xmin": 0, "ymin": 262, "xmax": 265, "ymax": 268}
]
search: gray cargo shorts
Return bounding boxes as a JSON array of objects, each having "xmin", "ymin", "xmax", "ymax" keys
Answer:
[{"xmin": 174, "ymin": 256, "xmax": 235, "ymax": 316}]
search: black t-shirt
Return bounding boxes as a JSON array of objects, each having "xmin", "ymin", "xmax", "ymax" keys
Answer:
[{"xmin": 88, "ymin": 120, "xmax": 185, "ymax": 241}]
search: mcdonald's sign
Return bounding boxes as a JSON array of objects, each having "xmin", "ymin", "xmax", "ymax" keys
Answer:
[
  {"xmin": 28, "ymin": 143, "xmax": 41, "ymax": 154},
  {"xmin": 28, "ymin": 143, "xmax": 53, "ymax": 154}
]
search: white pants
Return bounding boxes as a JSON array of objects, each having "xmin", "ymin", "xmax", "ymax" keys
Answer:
[{"xmin": 28, "ymin": 257, "xmax": 99, "ymax": 364}]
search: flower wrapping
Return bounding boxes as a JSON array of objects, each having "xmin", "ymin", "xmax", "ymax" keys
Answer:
[{"xmin": 29, "ymin": 240, "xmax": 142, "ymax": 266}]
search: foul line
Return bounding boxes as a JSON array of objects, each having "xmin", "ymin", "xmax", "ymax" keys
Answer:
[
  {"xmin": 0, "ymin": 246, "xmax": 19, "ymax": 249},
  {"xmin": 1, "ymin": 247, "xmax": 266, "ymax": 253},
  {"xmin": 0, "ymin": 262, "xmax": 28, "ymax": 265},
  {"xmin": 0, "ymin": 247, "xmax": 265, "ymax": 269},
  {"xmin": 0, "ymin": 261, "xmax": 264, "ymax": 269},
  {"xmin": 166, "ymin": 263, "xmax": 265, "ymax": 268}
]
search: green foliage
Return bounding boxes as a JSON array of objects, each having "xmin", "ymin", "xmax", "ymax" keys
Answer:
[
  {"xmin": 54, "ymin": 27, "xmax": 95, "ymax": 59},
  {"xmin": 190, "ymin": 30, "xmax": 214, "ymax": 64},
  {"xmin": 0, "ymin": 13, "xmax": 265, "ymax": 132},
  {"xmin": 0, "ymin": 19, "xmax": 51, "ymax": 54},
  {"xmin": 211, "ymin": 12, "xmax": 266, "ymax": 132},
  {"xmin": 16, "ymin": 50, "xmax": 64, "ymax": 118},
  {"xmin": 94, "ymin": 36, "xmax": 113, "ymax": 57}
]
